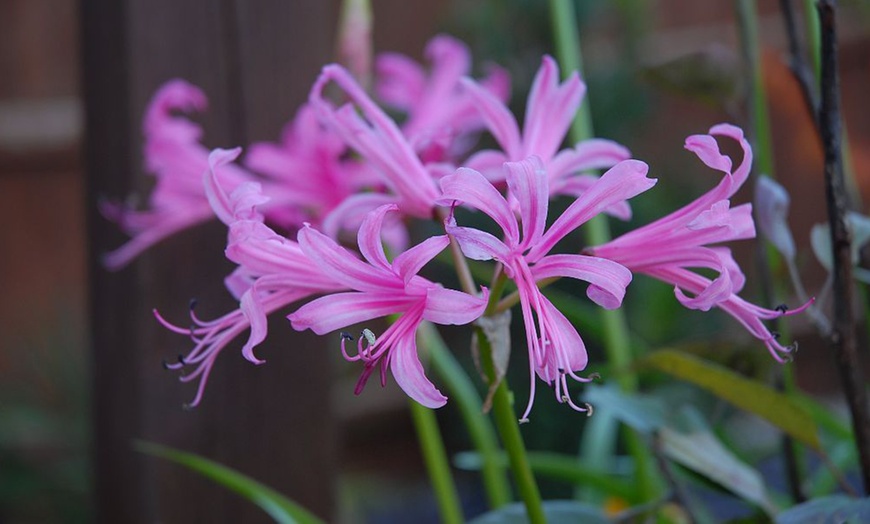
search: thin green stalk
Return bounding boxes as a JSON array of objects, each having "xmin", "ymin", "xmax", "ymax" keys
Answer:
[
  {"xmin": 736, "ymin": 0, "xmax": 775, "ymax": 178},
  {"xmin": 548, "ymin": 0, "xmax": 657, "ymax": 502},
  {"xmin": 738, "ymin": 0, "xmax": 806, "ymax": 501},
  {"xmin": 408, "ymin": 399, "xmax": 464, "ymax": 524},
  {"xmin": 477, "ymin": 328, "xmax": 546, "ymax": 524},
  {"xmin": 478, "ymin": 271, "xmax": 546, "ymax": 523},
  {"xmin": 384, "ymin": 310, "xmax": 464, "ymax": 523},
  {"xmin": 803, "ymin": 0, "xmax": 821, "ymax": 80},
  {"xmin": 548, "ymin": 0, "xmax": 636, "ymax": 391},
  {"xmin": 421, "ymin": 322, "xmax": 512, "ymax": 508}
]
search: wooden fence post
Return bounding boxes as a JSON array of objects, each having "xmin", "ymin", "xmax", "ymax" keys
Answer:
[{"xmin": 82, "ymin": 1, "xmax": 337, "ymax": 521}]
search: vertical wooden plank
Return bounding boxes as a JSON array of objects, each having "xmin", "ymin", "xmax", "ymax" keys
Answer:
[
  {"xmin": 80, "ymin": 1, "xmax": 148, "ymax": 522},
  {"xmin": 83, "ymin": 1, "xmax": 338, "ymax": 521}
]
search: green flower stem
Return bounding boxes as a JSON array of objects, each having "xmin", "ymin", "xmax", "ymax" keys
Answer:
[
  {"xmin": 736, "ymin": 0, "xmax": 775, "ymax": 179},
  {"xmin": 803, "ymin": 0, "xmax": 821, "ymax": 80},
  {"xmin": 408, "ymin": 398, "xmax": 464, "ymax": 524},
  {"xmin": 421, "ymin": 321, "xmax": 512, "ymax": 508},
  {"xmin": 488, "ymin": 380, "xmax": 546, "ymax": 524},
  {"xmin": 479, "ymin": 271, "xmax": 547, "ymax": 523},
  {"xmin": 548, "ymin": 0, "xmax": 657, "ymax": 502},
  {"xmin": 476, "ymin": 334, "xmax": 546, "ymax": 523},
  {"xmin": 384, "ymin": 309, "xmax": 463, "ymax": 524},
  {"xmin": 547, "ymin": 0, "xmax": 636, "ymax": 392}
]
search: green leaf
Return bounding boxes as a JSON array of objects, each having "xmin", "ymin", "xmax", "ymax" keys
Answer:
[
  {"xmin": 135, "ymin": 441, "xmax": 324, "ymax": 524},
  {"xmin": 658, "ymin": 409, "xmax": 778, "ymax": 516},
  {"xmin": 585, "ymin": 386, "xmax": 779, "ymax": 514},
  {"xmin": 775, "ymin": 495, "xmax": 870, "ymax": 524},
  {"xmin": 468, "ymin": 500, "xmax": 610, "ymax": 524},
  {"xmin": 640, "ymin": 350, "xmax": 822, "ymax": 450},
  {"xmin": 584, "ymin": 384, "xmax": 668, "ymax": 433},
  {"xmin": 454, "ymin": 451, "xmax": 636, "ymax": 500}
]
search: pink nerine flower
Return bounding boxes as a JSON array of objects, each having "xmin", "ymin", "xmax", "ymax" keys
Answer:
[
  {"xmin": 589, "ymin": 124, "xmax": 810, "ymax": 361},
  {"xmin": 157, "ymin": 148, "xmax": 343, "ymax": 407},
  {"xmin": 288, "ymin": 204, "xmax": 488, "ymax": 408},
  {"xmin": 375, "ymin": 34, "xmax": 510, "ymax": 163},
  {"xmin": 244, "ymin": 103, "xmax": 376, "ymax": 229},
  {"xmin": 309, "ymin": 64, "xmax": 441, "ymax": 219},
  {"xmin": 462, "ymin": 56, "xmax": 633, "ymax": 218},
  {"xmin": 439, "ymin": 157, "xmax": 656, "ymax": 420},
  {"xmin": 101, "ymin": 80, "xmax": 251, "ymax": 269}
]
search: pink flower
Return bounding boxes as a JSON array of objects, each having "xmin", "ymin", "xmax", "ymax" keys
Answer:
[
  {"xmin": 309, "ymin": 64, "xmax": 441, "ymax": 219},
  {"xmin": 589, "ymin": 124, "xmax": 809, "ymax": 361},
  {"xmin": 157, "ymin": 149, "xmax": 342, "ymax": 407},
  {"xmin": 375, "ymin": 34, "xmax": 511, "ymax": 163},
  {"xmin": 439, "ymin": 156, "xmax": 656, "ymax": 420},
  {"xmin": 244, "ymin": 103, "xmax": 377, "ymax": 229},
  {"xmin": 461, "ymin": 57, "xmax": 633, "ymax": 218},
  {"xmin": 288, "ymin": 204, "xmax": 488, "ymax": 408},
  {"xmin": 101, "ymin": 80, "xmax": 252, "ymax": 269}
]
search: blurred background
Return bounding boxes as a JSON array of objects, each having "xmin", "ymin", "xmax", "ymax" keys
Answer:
[{"xmin": 1, "ymin": 0, "xmax": 868, "ymax": 522}]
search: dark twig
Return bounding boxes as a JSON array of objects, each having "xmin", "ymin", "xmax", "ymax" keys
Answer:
[
  {"xmin": 817, "ymin": 0, "xmax": 870, "ymax": 495},
  {"xmin": 780, "ymin": 0, "xmax": 821, "ymax": 124}
]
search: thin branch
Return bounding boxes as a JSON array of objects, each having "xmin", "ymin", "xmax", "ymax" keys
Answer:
[
  {"xmin": 780, "ymin": 0, "xmax": 821, "ymax": 125},
  {"xmin": 817, "ymin": 0, "xmax": 870, "ymax": 495}
]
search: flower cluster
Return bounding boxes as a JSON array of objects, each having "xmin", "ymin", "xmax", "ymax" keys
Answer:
[{"xmin": 105, "ymin": 35, "xmax": 807, "ymax": 419}]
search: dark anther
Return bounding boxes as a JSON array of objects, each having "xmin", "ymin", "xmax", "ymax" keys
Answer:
[
  {"xmin": 558, "ymin": 367, "xmax": 565, "ymax": 374},
  {"xmin": 162, "ymin": 358, "xmax": 171, "ymax": 370},
  {"xmin": 189, "ymin": 298, "xmax": 199, "ymax": 310},
  {"xmin": 775, "ymin": 303, "xmax": 789, "ymax": 313},
  {"xmin": 178, "ymin": 354, "xmax": 186, "ymax": 365},
  {"xmin": 340, "ymin": 331, "xmax": 354, "ymax": 341},
  {"xmin": 771, "ymin": 331, "xmax": 781, "ymax": 340},
  {"xmin": 589, "ymin": 372, "xmax": 602, "ymax": 381}
]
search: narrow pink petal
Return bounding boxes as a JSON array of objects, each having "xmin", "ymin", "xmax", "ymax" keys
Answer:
[
  {"xmin": 226, "ymin": 222, "xmax": 339, "ymax": 291},
  {"xmin": 535, "ymin": 296, "xmax": 588, "ymax": 382},
  {"xmin": 101, "ymin": 203, "xmax": 214, "ymax": 270},
  {"xmin": 531, "ymin": 254, "xmax": 632, "ymax": 310},
  {"xmin": 298, "ymin": 225, "xmax": 398, "ymax": 292},
  {"xmin": 322, "ymin": 192, "xmax": 400, "ymax": 239},
  {"xmin": 709, "ymin": 123, "xmax": 753, "ymax": 194},
  {"xmin": 437, "ymin": 167, "xmax": 519, "ymax": 242},
  {"xmin": 444, "ymin": 220, "xmax": 512, "ymax": 261},
  {"xmin": 530, "ymin": 160, "xmax": 656, "ymax": 261},
  {"xmin": 684, "ymin": 135, "xmax": 732, "ymax": 174},
  {"xmin": 310, "ymin": 64, "xmax": 439, "ymax": 216},
  {"xmin": 288, "ymin": 292, "xmax": 414, "ymax": 334},
  {"xmin": 504, "ymin": 157, "xmax": 548, "ymax": 249},
  {"xmin": 393, "ymin": 235, "xmax": 450, "ymax": 284},
  {"xmin": 555, "ymin": 175, "xmax": 633, "ymax": 220},
  {"xmin": 755, "ymin": 176, "xmax": 795, "ymax": 259},
  {"xmin": 522, "ymin": 56, "xmax": 584, "ymax": 160},
  {"xmin": 144, "ymin": 79, "xmax": 208, "ymax": 140},
  {"xmin": 203, "ymin": 147, "xmax": 244, "ymax": 225},
  {"xmin": 548, "ymin": 139, "xmax": 631, "ymax": 180},
  {"xmin": 460, "ymin": 77, "xmax": 522, "ymax": 156},
  {"xmin": 390, "ymin": 325, "xmax": 448, "ymax": 408},
  {"xmin": 358, "ymin": 204, "xmax": 397, "ymax": 270},
  {"xmin": 465, "ymin": 149, "xmax": 510, "ymax": 182},
  {"xmin": 674, "ymin": 272, "xmax": 732, "ymax": 311},
  {"xmin": 239, "ymin": 290, "xmax": 267, "ymax": 364},
  {"xmin": 423, "ymin": 286, "xmax": 488, "ymax": 325},
  {"xmin": 375, "ymin": 52, "xmax": 426, "ymax": 109}
]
